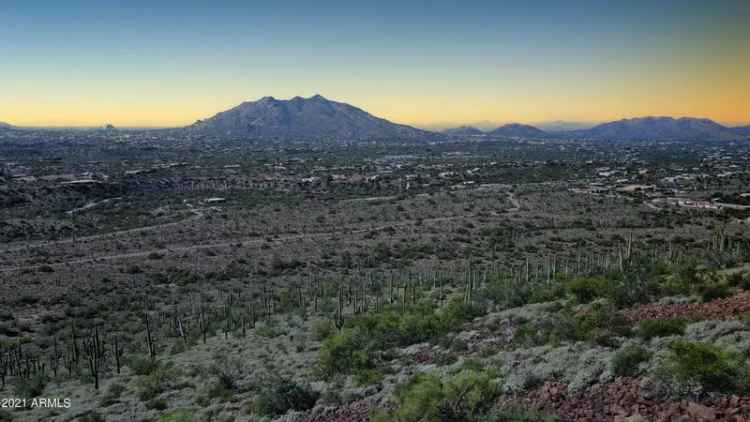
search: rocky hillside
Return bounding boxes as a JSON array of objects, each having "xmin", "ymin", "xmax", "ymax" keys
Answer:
[{"xmin": 9, "ymin": 262, "xmax": 750, "ymax": 422}]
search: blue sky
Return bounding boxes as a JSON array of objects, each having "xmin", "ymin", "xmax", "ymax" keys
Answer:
[{"xmin": 1, "ymin": 0, "xmax": 748, "ymax": 126}]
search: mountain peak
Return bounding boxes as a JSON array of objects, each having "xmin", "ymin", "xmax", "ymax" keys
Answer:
[
  {"xmin": 443, "ymin": 125, "xmax": 484, "ymax": 136},
  {"xmin": 187, "ymin": 95, "xmax": 438, "ymax": 141},
  {"xmin": 488, "ymin": 123, "xmax": 547, "ymax": 138}
]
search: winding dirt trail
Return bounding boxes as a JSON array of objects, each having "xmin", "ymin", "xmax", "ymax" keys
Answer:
[
  {"xmin": 1, "ymin": 192, "xmax": 522, "ymax": 273},
  {"xmin": 0, "ymin": 209, "xmax": 206, "ymax": 254},
  {"xmin": 0, "ymin": 214, "xmax": 501, "ymax": 273}
]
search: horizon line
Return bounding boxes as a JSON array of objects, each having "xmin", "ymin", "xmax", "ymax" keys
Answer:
[{"xmin": 6, "ymin": 117, "xmax": 750, "ymax": 131}]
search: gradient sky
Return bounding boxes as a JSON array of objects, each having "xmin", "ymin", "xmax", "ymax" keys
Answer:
[{"xmin": 1, "ymin": 0, "xmax": 749, "ymax": 127}]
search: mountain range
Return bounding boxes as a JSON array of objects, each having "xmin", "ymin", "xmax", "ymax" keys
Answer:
[
  {"xmin": 733, "ymin": 125, "xmax": 750, "ymax": 137},
  {"xmin": 443, "ymin": 117, "xmax": 749, "ymax": 141},
  {"xmin": 564, "ymin": 117, "xmax": 744, "ymax": 141},
  {"xmin": 192, "ymin": 96, "xmax": 747, "ymax": 142},
  {"xmin": 534, "ymin": 121, "xmax": 597, "ymax": 132},
  {"xmin": 442, "ymin": 126, "xmax": 484, "ymax": 136},
  {"xmin": 186, "ymin": 95, "xmax": 435, "ymax": 141},
  {"xmin": 3, "ymin": 97, "xmax": 749, "ymax": 142}
]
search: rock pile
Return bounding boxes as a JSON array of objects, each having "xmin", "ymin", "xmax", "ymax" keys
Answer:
[
  {"xmin": 622, "ymin": 293, "xmax": 750, "ymax": 323},
  {"xmin": 518, "ymin": 377, "xmax": 750, "ymax": 421},
  {"xmin": 299, "ymin": 400, "xmax": 371, "ymax": 422}
]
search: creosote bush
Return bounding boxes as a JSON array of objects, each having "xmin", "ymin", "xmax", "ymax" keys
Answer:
[
  {"xmin": 657, "ymin": 340, "xmax": 750, "ymax": 397},
  {"xmin": 637, "ymin": 318, "xmax": 687, "ymax": 340},
  {"xmin": 612, "ymin": 345, "xmax": 651, "ymax": 377},
  {"xmin": 135, "ymin": 361, "xmax": 182, "ymax": 403},
  {"xmin": 699, "ymin": 283, "xmax": 733, "ymax": 303},
  {"xmin": 253, "ymin": 379, "xmax": 319, "ymax": 416},
  {"xmin": 514, "ymin": 302, "xmax": 630, "ymax": 348},
  {"xmin": 311, "ymin": 318, "xmax": 336, "ymax": 341},
  {"xmin": 14, "ymin": 373, "xmax": 47, "ymax": 399},
  {"xmin": 127, "ymin": 355, "xmax": 160, "ymax": 376},
  {"xmin": 567, "ymin": 277, "xmax": 610, "ymax": 304},
  {"xmin": 317, "ymin": 300, "xmax": 484, "ymax": 379},
  {"xmin": 371, "ymin": 369, "xmax": 502, "ymax": 422}
]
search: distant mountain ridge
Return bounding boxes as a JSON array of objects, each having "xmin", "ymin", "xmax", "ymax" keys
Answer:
[
  {"xmin": 488, "ymin": 123, "xmax": 548, "ymax": 138},
  {"xmin": 535, "ymin": 121, "xmax": 596, "ymax": 132},
  {"xmin": 416, "ymin": 117, "xmax": 750, "ymax": 142},
  {"xmin": 443, "ymin": 126, "xmax": 484, "ymax": 136},
  {"xmin": 186, "ymin": 95, "xmax": 437, "ymax": 141},
  {"xmin": 733, "ymin": 125, "xmax": 750, "ymax": 137},
  {"xmin": 0, "ymin": 122, "xmax": 13, "ymax": 129},
  {"xmin": 572, "ymin": 117, "xmax": 742, "ymax": 141}
]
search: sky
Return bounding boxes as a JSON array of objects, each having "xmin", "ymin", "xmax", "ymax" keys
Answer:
[{"xmin": 1, "ymin": 0, "xmax": 748, "ymax": 128}]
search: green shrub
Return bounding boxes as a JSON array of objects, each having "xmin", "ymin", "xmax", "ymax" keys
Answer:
[
  {"xmin": 202, "ymin": 378, "xmax": 234, "ymax": 403},
  {"xmin": 612, "ymin": 345, "xmax": 651, "ymax": 377},
  {"xmin": 660, "ymin": 265, "xmax": 710, "ymax": 297},
  {"xmin": 567, "ymin": 277, "xmax": 610, "ymax": 303},
  {"xmin": 482, "ymin": 276, "xmax": 563, "ymax": 310},
  {"xmin": 700, "ymin": 283, "xmax": 732, "ymax": 302},
  {"xmin": 100, "ymin": 382, "xmax": 126, "ymax": 407},
  {"xmin": 443, "ymin": 369, "xmax": 503, "ymax": 417},
  {"xmin": 581, "ymin": 302, "xmax": 632, "ymax": 345},
  {"xmin": 727, "ymin": 271, "xmax": 750, "ymax": 290},
  {"xmin": 317, "ymin": 328, "xmax": 375, "ymax": 379},
  {"xmin": 311, "ymin": 318, "xmax": 336, "ymax": 341},
  {"xmin": 353, "ymin": 368, "xmax": 384, "ymax": 386},
  {"xmin": 372, "ymin": 373, "xmax": 443, "ymax": 422},
  {"xmin": 127, "ymin": 355, "xmax": 160, "ymax": 376},
  {"xmin": 318, "ymin": 300, "xmax": 484, "ymax": 379},
  {"xmin": 135, "ymin": 362, "xmax": 181, "ymax": 402},
  {"xmin": 14, "ymin": 373, "xmax": 46, "ymax": 399},
  {"xmin": 146, "ymin": 398, "xmax": 168, "ymax": 410},
  {"xmin": 255, "ymin": 324, "xmax": 283, "ymax": 338},
  {"xmin": 528, "ymin": 282, "xmax": 567, "ymax": 305},
  {"xmin": 74, "ymin": 412, "xmax": 106, "ymax": 422},
  {"xmin": 372, "ymin": 370, "xmax": 502, "ymax": 422},
  {"xmin": 208, "ymin": 355, "xmax": 242, "ymax": 400},
  {"xmin": 657, "ymin": 341, "xmax": 750, "ymax": 397},
  {"xmin": 159, "ymin": 409, "xmax": 198, "ymax": 422},
  {"xmin": 254, "ymin": 379, "xmax": 319, "ymax": 416},
  {"xmin": 637, "ymin": 318, "xmax": 687, "ymax": 340},
  {"xmin": 514, "ymin": 302, "xmax": 630, "ymax": 348}
]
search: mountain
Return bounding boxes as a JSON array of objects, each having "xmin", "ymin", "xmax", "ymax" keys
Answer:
[
  {"xmin": 488, "ymin": 123, "xmax": 548, "ymax": 138},
  {"xmin": 573, "ymin": 117, "xmax": 741, "ymax": 141},
  {"xmin": 186, "ymin": 95, "xmax": 437, "ymax": 141},
  {"xmin": 535, "ymin": 120, "xmax": 597, "ymax": 132},
  {"xmin": 0, "ymin": 122, "xmax": 13, "ymax": 129},
  {"xmin": 443, "ymin": 126, "xmax": 484, "ymax": 136},
  {"xmin": 733, "ymin": 125, "xmax": 750, "ymax": 138}
]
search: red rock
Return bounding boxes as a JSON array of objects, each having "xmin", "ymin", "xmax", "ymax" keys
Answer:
[{"xmin": 688, "ymin": 402, "xmax": 717, "ymax": 421}]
